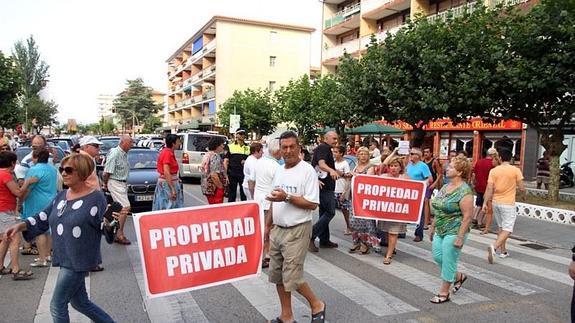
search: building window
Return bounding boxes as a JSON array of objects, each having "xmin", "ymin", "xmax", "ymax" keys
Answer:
[
  {"xmin": 268, "ymin": 81, "xmax": 276, "ymax": 91},
  {"xmin": 270, "ymin": 31, "xmax": 277, "ymax": 43},
  {"xmin": 269, "ymin": 56, "xmax": 276, "ymax": 67}
]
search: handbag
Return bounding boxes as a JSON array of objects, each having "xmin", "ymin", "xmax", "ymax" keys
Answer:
[{"xmin": 202, "ymin": 153, "xmax": 226, "ymax": 196}]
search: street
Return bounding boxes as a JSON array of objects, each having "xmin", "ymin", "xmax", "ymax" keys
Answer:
[{"xmin": 1, "ymin": 182, "xmax": 573, "ymax": 323}]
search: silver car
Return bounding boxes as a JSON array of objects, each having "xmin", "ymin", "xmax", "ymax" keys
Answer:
[{"xmin": 176, "ymin": 131, "xmax": 228, "ymax": 179}]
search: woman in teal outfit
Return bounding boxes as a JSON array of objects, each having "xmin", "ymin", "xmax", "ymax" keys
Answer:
[{"xmin": 429, "ymin": 156, "xmax": 473, "ymax": 304}]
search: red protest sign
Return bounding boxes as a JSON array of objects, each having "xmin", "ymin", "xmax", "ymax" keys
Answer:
[
  {"xmin": 351, "ymin": 174, "xmax": 426, "ymax": 224},
  {"xmin": 134, "ymin": 201, "xmax": 263, "ymax": 298}
]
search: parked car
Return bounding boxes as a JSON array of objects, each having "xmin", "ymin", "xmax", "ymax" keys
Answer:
[
  {"xmin": 47, "ymin": 138, "xmax": 76, "ymax": 154},
  {"xmin": 175, "ymin": 131, "xmax": 228, "ymax": 179},
  {"xmin": 102, "ymin": 147, "xmax": 159, "ymax": 212},
  {"xmin": 98, "ymin": 136, "xmax": 121, "ymax": 163},
  {"xmin": 15, "ymin": 146, "xmax": 66, "ymax": 165},
  {"xmin": 138, "ymin": 138, "xmax": 165, "ymax": 150}
]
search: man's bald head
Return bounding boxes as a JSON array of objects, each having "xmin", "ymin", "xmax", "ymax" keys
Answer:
[
  {"xmin": 119, "ymin": 135, "xmax": 133, "ymax": 151},
  {"xmin": 324, "ymin": 131, "xmax": 338, "ymax": 147}
]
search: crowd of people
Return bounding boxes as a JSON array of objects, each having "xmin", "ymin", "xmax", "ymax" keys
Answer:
[{"xmin": 1, "ymin": 128, "xmax": 573, "ymax": 322}]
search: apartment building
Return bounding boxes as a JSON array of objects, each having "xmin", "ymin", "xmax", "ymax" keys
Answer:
[
  {"xmin": 97, "ymin": 94, "xmax": 116, "ymax": 120},
  {"xmin": 321, "ymin": 0, "xmax": 536, "ymax": 74},
  {"xmin": 165, "ymin": 16, "xmax": 314, "ymax": 130}
]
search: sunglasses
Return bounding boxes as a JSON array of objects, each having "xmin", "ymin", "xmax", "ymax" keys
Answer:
[
  {"xmin": 87, "ymin": 144, "xmax": 100, "ymax": 148},
  {"xmin": 58, "ymin": 166, "xmax": 76, "ymax": 174},
  {"xmin": 410, "ymin": 153, "xmax": 421, "ymax": 156}
]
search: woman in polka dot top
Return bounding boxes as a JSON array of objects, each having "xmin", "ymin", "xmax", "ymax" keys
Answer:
[{"xmin": 6, "ymin": 153, "xmax": 115, "ymax": 323}]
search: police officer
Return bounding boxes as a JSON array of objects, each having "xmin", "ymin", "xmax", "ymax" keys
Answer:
[{"xmin": 224, "ymin": 129, "xmax": 250, "ymax": 202}]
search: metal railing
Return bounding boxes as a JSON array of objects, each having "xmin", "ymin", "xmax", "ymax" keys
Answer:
[
  {"xmin": 488, "ymin": 0, "xmax": 529, "ymax": 7},
  {"xmin": 324, "ymin": 39, "xmax": 360, "ymax": 61},
  {"xmin": 360, "ymin": 25, "xmax": 402, "ymax": 48},
  {"xmin": 324, "ymin": 2, "xmax": 360, "ymax": 29},
  {"xmin": 361, "ymin": 0, "xmax": 396, "ymax": 15},
  {"xmin": 427, "ymin": 2, "xmax": 477, "ymax": 23}
]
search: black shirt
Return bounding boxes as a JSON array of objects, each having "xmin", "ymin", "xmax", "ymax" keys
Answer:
[{"xmin": 312, "ymin": 142, "xmax": 335, "ymax": 191}]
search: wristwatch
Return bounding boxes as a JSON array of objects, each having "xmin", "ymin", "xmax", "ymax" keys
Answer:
[{"xmin": 285, "ymin": 194, "xmax": 293, "ymax": 203}]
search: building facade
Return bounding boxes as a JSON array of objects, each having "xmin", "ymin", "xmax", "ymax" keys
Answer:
[
  {"xmin": 165, "ymin": 16, "xmax": 314, "ymax": 131},
  {"xmin": 321, "ymin": 0, "xmax": 536, "ymax": 74},
  {"xmin": 97, "ymin": 94, "xmax": 116, "ymax": 120}
]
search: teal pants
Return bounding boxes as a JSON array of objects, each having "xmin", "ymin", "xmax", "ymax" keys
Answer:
[{"xmin": 432, "ymin": 234, "xmax": 467, "ymax": 283}]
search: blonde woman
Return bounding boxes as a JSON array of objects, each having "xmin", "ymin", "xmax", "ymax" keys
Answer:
[
  {"xmin": 378, "ymin": 156, "xmax": 409, "ymax": 264},
  {"xmin": 348, "ymin": 147, "xmax": 377, "ymax": 254},
  {"xmin": 429, "ymin": 156, "xmax": 473, "ymax": 304}
]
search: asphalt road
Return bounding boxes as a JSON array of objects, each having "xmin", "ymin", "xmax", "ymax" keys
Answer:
[{"xmin": 0, "ymin": 182, "xmax": 573, "ymax": 323}]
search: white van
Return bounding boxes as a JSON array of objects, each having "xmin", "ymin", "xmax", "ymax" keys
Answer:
[{"xmin": 176, "ymin": 131, "xmax": 228, "ymax": 179}]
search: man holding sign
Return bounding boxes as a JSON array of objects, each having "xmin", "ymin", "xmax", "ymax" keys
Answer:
[{"xmin": 266, "ymin": 131, "xmax": 326, "ymax": 323}]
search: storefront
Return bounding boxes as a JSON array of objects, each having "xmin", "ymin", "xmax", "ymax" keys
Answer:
[{"xmin": 385, "ymin": 118, "xmax": 539, "ymax": 179}]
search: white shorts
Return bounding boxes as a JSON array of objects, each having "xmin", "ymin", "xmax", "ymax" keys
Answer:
[
  {"xmin": 108, "ymin": 179, "xmax": 130, "ymax": 208},
  {"xmin": 493, "ymin": 202, "xmax": 516, "ymax": 232}
]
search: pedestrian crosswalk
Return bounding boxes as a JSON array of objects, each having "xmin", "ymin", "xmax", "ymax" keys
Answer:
[
  {"xmin": 121, "ymin": 227, "xmax": 570, "ymax": 322},
  {"xmin": 6, "ymin": 217, "xmax": 571, "ymax": 322}
]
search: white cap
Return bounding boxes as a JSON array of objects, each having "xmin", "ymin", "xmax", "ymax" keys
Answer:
[{"xmin": 79, "ymin": 136, "xmax": 103, "ymax": 146}]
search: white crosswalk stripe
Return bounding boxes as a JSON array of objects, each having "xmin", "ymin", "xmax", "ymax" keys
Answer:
[
  {"xmin": 304, "ymin": 252, "xmax": 419, "ymax": 316},
  {"xmin": 466, "ymin": 233, "xmax": 571, "ymax": 265},
  {"xmin": 332, "ymin": 237, "xmax": 490, "ymax": 305},
  {"xmin": 395, "ymin": 240, "xmax": 548, "ymax": 296},
  {"xmin": 459, "ymin": 243, "xmax": 572, "ymax": 286},
  {"xmin": 232, "ymin": 272, "xmax": 318, "ymax": 322}
]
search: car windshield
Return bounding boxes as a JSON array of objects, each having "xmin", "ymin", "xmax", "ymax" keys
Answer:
[
  {"xmin": 185, "ymin": 135, "xmax": 225, "ymax": 152},
  {"xmin": 55, "ymin": 141, "xmax": 69, "ymax": 151},
  {"xmin": 101, "ymin": 139, "xmax": 120, "ymax": 150},
  {"xmin": 16, "ymin": 147, "xmax": 32, "ymax": 162},
  {"xmin": 128, "ymin": 150, "xmax": 158, "ymax": 169}
]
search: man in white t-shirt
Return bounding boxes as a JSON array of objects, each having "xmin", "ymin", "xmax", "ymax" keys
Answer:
[
  {"xmin": 333, "ymin": 145, "xmax": 352, "ymax": 235},
  {"xmin": 242, "ymin": 142, "xmax": 264, "ymax": 200},
  {"xmin": 266, "ymin": 131, "xmax": 326, "ymax": 323},
  {"xmin": 253, "ymin": 139, "xmax": 281, "ymax": 268}
]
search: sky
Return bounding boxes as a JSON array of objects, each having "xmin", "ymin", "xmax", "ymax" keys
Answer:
[{"xmin": 0, "ymin": 0, "xmax": 322, "ymax": 124}]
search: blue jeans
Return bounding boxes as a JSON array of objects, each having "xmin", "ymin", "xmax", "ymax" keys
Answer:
[
  {"xmin": 50, "ymin": 267, "xmax": 115, "ymax": 323},
  {"xmin": 312, "ymin": 190, "xmax": 336, "ymax": 244}
]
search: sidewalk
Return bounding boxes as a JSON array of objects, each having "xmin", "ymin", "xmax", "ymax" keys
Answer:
[{"xmin": 524, "ymin": 180, "xmax": 575, "ymax": 194}]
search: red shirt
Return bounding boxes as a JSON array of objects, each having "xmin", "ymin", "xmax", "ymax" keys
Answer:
[
  {"xmin": 473, "ymin": 158, "xmax": 494, "ymax": 193},
  {"xmin": 0, "ymin": 169, "xmax": 17, "ymax": 212},
  {"xmin": 157, "ymin": 148, "xmax": 179, "ymax": 178}
]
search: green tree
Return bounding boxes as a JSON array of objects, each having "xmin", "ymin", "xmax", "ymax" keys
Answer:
[
  {"xmin": 142, "ymin": 115, "xmax": 162, "ymax": 134},
  {"xmin": 98, "ymin": 118, "xmax": 116, "ymax": 135},
  {"xmin": 274, "ymin": 75, "xmax": 317, "ymax": 144},
  {"xmin": 23, "ymin": 95, "xmax": 58, "ymax": 132},
  {"xmin": 0, "ymin": 52, "xmax": 21, "ymax": 130},
  {"xmin": 113, "ymin": 78, "xmax": 162, "ymax": 133},
  {"xmin": 492, "ymin": 0, "xmax": 575, "ymax": 201},
  {"xmin": 218, "ymin": 88, "xmax": 277, "ymax": 138},
  {"xmin": 13, "ymin": 35, "xmax": 52, "ymax": 132}
]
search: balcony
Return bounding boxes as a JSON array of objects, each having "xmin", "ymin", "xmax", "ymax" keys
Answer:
[
  {"xmin": 323, "ymin": 39, "xmax": 360, "ymax": 63},
  {"xmin": 361, "ymin": 0, "xmax": 410, "ymax": 20},
  {"xmin": 324, "ymin": 2, "xmax": 361, "ymax": 29},
  {"xmin": 488, "ymin": 0, "xmax": 530, "ymax": 7},
  {"xmin": 202, "ymin": 65, "xmax": 216, "ymax": 80},
  {"xmin": 360, "ymin": 25, "xmax": 402, "ymax": 48},
  {"xmin": 427, "ymin": 2, "xmax": 477, "ymax": 23},
  {"xmin": 202, "ymin": 39, "xmax": 216, "ymax": 57},
  {"xmin": 202, "ymin": 90, "xmax": 215, "ymax": 100}
]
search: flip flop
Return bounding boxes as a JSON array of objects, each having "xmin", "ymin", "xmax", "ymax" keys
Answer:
[
  {"xmin": 452, "ymin": 273, "xmax": 468, "ymax": 293},
  {"xmin": 13, "ymin": 270, "xmax": 34, "ymax": 281},
  {"xmin": 311, "ymin": 302, "xmax": 326, "ymax": 323}
]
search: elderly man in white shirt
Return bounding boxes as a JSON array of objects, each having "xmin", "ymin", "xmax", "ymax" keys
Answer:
[
  {"xmin": 253, "ymin": 139, "xmax": 281, "ymax": 268},
  {"xmin": 265, "ymin": 131, "xmax": 326, "ymax": 323}
]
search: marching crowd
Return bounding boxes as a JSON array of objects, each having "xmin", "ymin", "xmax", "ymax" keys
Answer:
[{"xmin": 0, "ymin": 128, "xmax": 574, "ymax": 322}]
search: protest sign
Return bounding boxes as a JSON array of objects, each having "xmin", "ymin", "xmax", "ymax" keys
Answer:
[
  {"xmin": 351, "ymin": 174, "xmax": 426, "ymax": 224},
  {"xmin": 134, "ymin": 201, "xmax": 263, "ymax": 298}
]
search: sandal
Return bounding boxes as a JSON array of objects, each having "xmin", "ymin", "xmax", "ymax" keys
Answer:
[
  {"xmin": 359, "ymin": 242, "xmax": 370, "ymax": 255},
  {"xmin": 30, "ymin": 260, "xmax": 49, "ymax": 267},
  {"xmin": 452, "ymin": 273, "xmax": 468, "ymax": 294},
  {"xmin": 261, "ymin": 258, "xmax": 270, "ymax": 269},
  {"xmin": 90, "ymin": 265, "xmax": 105, "ymax": 272},
  {"xmin": 430, "ymin": 293, "xmax": 450, "ymax": 304},
  {"xmin": 114, "ymin": 236, "xmax": 131, "ymax": 245},
  {"xmin": 383, "ymin": 257, "xmax": 392, "ymax": 265},
  {"xmin": 0, "ymin": 267, "xmax": 13, "ymax": 275},
  {"xmin": 348, "ymin": 242, "xmax": 361, "ymax": 253},
  {"xmin": 21, "ymin": 247, "xmax": 39, "ymax": 256},
  {"xmin": 13, "ymin": 270, "xmax": 34, "ymax": 281}
]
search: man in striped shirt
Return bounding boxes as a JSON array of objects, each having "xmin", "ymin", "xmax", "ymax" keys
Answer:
[{"xmin": 103, "ymin": 135, "xmax": 133, "ymax": 245}]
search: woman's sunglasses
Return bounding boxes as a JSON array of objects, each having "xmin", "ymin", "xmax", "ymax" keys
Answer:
[{"xmin": 58, "ymin": 166, "xmax": 76, "ymax": 174}]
